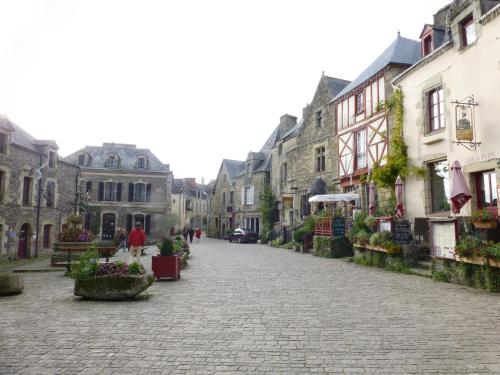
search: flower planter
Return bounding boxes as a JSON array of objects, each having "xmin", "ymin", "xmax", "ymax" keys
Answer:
[
  {"xmin": 52, "ymin": 242, "xmax": 94, "ymax": 266},
  {"xmin": 74, "ymin": 273, "xmax": 154, "ymax": 300},
  {"xmin": 453, "ymin": 254, "xmax": 500, "ymax": 268},
  {"xmin": 151, "ymin": 255, "xmax": 181, "ymax": 280},
  {"xmin": 98, "ymin": 246, "xmax": 118, "ymax": 262},
  {"xmin": 472, "ymin": 220, "xmax": 498, "ymax": 229}
]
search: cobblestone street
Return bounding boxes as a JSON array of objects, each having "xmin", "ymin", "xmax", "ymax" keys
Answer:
[{"xmin": 1, "ymin": 238, "xmax": 500, "ymax": 374}]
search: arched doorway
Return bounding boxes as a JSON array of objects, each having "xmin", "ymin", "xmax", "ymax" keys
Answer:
[
  {"xmin": 18, "ymin": 223, "xmax": 31, "ymax": 259},
  {"xmin": 101, "ymin": 213, "xmax": 116, "ymax": 240}
]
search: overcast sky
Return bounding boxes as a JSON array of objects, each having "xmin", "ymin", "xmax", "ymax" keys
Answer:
[{"xmin": 0, "ymin": 0, "xmax": 451, "ymax": 183}]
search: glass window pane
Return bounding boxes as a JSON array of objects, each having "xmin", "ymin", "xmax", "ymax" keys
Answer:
[
  {"xmin": 465, "ymin": 24, "xmax": 476, "ymax": 44},
  {"xmin": 431, "ymin": 160, "xmax": 450, "ymax": 212}
]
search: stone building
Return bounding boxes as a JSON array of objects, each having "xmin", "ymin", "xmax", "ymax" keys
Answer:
[
  {"xmin": 65, "ymin": 143, "xmax": 173, "ymax": 241},
  {"xmin": 271, "ymin": 75, "xmax": 350, "ymax": 229},
  {"xmin": 0, "ymin": 116, "xmax": 79, "ymax": 259},
  {"xmin": 209, "ymin": 131, "xmax": 275, "ymax": 239},
  {"xmin": 330, "ymin": 33, "xmax": 422, "ymax": 210},
  {"xmin": 393, "ymin": 0, "xmax": 500, "ymax": 227},
  {"xmin": 172, "ymin": 178, "xmax": 210, "ymax": 232}
]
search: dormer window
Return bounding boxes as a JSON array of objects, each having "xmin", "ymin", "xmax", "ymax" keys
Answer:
[
  {"xmin": 107, "ymin": 155, "xmax": 119, "ymax": 168},
  {"xmin": 0, "ymin": 133, "xmax": 8, "ymax": 154},
  {"xmin": 422, "ymin": 35, "xmax": 432, "ymax": 56},
  {"xmin": 137, "ymin": 157, "xmax": 146, "ymax": 169},
  {"xmin": 77, "ymin": 154, "xmax": 86, "ymax": 166},
  {"xmin": 48, "ymin": 150, "xmax": 57, "ymax": 168},
  {"xmin": 460, "ymin": 15, "xmax": 476, "ymax": 47}
]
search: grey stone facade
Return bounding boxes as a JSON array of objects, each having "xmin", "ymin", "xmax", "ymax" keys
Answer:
[
  {"xmin": 65, "ymin": 143, "xmax": 173, "ymax": 242},
  {"xmin": 172, "ymin": 178, "xmax": 210, "ymax": 232},
  {"xmin": 0, "ymin": 116, "xmax": 79, "ymax": 259}
]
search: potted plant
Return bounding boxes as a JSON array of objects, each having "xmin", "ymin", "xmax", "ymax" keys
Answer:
[
  {"xmin": 70, "ymin": 247, "xmax": 154, "ymax": 300},
  {"xmin": 472, "ymin": 208, "xmax": 498, "ymax": 229},
  {"xmin": 454, "ymin": 234, "xmax": 483, "ymax": 263},
  {"xmin": 151, "ymin": 237, "xmax": 181, "ymax": 280},
  {"xmin": 52, "ymin": 215, "xmax": 95, "ymax": 267}
]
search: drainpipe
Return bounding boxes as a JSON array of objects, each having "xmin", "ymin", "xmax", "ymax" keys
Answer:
[{"xmin": 34, "ymin": 154, "xmax": 42, "ymax": 258}]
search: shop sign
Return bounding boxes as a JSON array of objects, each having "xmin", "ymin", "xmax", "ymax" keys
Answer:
[{"xmin": 455, "ymin": 105, "xmax": 473, "ymax": 141}]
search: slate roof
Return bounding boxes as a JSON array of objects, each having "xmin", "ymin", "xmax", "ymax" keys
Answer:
[
  {"xmin": 324, "ymin": 76, "xmax": 351, "ymax": 98},
  {"xmin": 0, "ymin": 115, "xmax": 58, "ymax": 152},
  {"xmin": 222, "ymin": 159, "xmax": 246, "ymax": 180},
  {"xmin": 332, "ymin": 34, "xmax": 421, "ymax": 102},
  {"xmin": 172, "ymin": 178, "xmax": 209, "ymax": 198},
  {"xmin": 65, "ymin": 143, "xmax": 169, "ymax": 172}
]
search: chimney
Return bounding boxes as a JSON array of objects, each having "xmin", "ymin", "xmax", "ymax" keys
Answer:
[{"xmin": 279, "ymin": 114, "xmax": 297, "ymax": 137}]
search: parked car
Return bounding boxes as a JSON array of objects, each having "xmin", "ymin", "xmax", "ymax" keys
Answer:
[{"xmin": 228, "ymin": 228, "xmax": 258, "ymax": 243}]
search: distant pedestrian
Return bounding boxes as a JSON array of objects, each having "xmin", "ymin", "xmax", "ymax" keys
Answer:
[
  {"xmin": 188, "ymin": 228, "xmax": 194, "ymax": 243},
  {"xmin": 128, "ymin": 222, "xmax": 146, "ymax": 264},
  {"xmin": 195, "ymin": 228, "xmax": 202, "ymax": 243},
  {"xmin": 118, "ymin": 229, "xmax": 127, "ymax": 252},
  {"xmin": 182, "ymin": 227, "xmax": 188, "ymax": 242}
]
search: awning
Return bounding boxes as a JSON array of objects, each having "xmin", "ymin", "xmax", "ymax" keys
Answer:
[{"xmin": 308, "ymin": 193, "xmax": 360, "ymax": 203}]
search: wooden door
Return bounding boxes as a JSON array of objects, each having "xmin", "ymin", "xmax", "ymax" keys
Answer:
[{"xmin": 18, "ymin": 223, "xmax": 30, "ymax": 258}]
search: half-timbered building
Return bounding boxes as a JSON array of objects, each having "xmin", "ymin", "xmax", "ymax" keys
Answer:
[{"xmin": 331, "ymin": 34, "xmax": 421, "ymax": 207}]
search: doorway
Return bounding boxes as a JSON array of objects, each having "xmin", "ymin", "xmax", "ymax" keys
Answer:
[
  {"xmin": 102, "ymin": 213, "xmax": 116, "ymax": 240},
  {"xmin": 43, "ymin": 224, "xmax": 52, "ymax": 249},
  {"xmin": 18, "ymin": 223, "xmax": 31, "ymax": 258}
]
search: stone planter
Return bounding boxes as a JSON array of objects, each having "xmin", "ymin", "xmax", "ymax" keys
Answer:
[
  {"xmin": 0, "ymin": 273, "xmax": 24, "ymax": 296},
  {"xmin": 74, "ymin": 274, "xmax": 154, "ymax": 300},
  {"xmin": 52, "ymin": 242, "xmax": 94, "ymax": 266}
]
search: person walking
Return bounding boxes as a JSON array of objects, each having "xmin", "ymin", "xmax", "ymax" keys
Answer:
[
  {"xmin": 118, "ymin": 229, "xmax": 127, "ymax": 252},
  {"xmin": 182, "ymin": 226, "xmax": 188, "ymax": 242},
  {"xmin": 195, "ymin": 228, "xmax": 202, "ymax": 243},
  {"xmin": 188, "ymin": 228, "xmax": 194, "ymax": 243},
  {"xmin": 128, "ymin": 222, "xmax": 146, "ymax": 264}
]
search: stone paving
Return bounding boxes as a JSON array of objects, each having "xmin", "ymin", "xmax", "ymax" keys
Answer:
[{"xmin": 1, "ymin": 238, "xmax": 500, "ymax": 374}]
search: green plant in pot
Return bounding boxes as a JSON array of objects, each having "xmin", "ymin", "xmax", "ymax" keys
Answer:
[
  {"xmin": 152, "ymin": 237, "xmax": 180, "ymax": 280},
  {"xmin": 455, "ymin": 234, "xmax": 483, "ymax": 258}
]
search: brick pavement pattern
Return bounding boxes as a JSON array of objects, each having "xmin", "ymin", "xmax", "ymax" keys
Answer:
[{"xmin": 1, "ymin": 238, "xmax": 500, "ymax": 374}]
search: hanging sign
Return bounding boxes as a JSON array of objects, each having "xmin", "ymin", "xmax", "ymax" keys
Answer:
[{"xmin": 455, "ymin": 104, "xmax": 473, "ymax": 141}]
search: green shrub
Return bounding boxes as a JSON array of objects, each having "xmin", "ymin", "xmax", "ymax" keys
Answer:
[
  {"xmin": 69, "ymin": 245, "xmax": 99, "ymax": 281},
  {"xmin": 355, "ymin": 230, "xmax": 370, "ymax": 246},
  {"xmin": 159, "ymin": 238, "xmax": 174, "ymax": 256},
  {"xmin": 455, "ymin": 234, "xmax": 482, "ymax": 258},
  {"xmin": 331, "ymin": 237, "xmax": 354, "ymax": 258},
  {"xmin": 364, "ymin": 215, "xmax": 377, "ymax": 228},
  {"xmin": 383, "ymin": 241, "xmax": 402, "ymax": 256},
  {"xmin": 369, "ymin": 231, "xmax": 392, "ymax": 246},
  {"xmin": 128, "ymin": 261, "xmax": 145, "ymax": 275},
  {"xmin": 371, "ymin": 252, "xmax": 386, "ymax": 268},
  {"xmin": 385, "ymin": 256, "xmax": 410, "ymax": 273}
]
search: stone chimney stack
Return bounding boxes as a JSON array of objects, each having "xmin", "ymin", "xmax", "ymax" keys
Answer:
[{"xmin": 279, "ymin": 114, "xmax": 297, "ymax": 137}]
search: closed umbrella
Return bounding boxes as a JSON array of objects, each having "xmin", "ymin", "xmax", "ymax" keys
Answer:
[
  {"xmin": 368, "ymin": 181, "xmax": 376, "ymax": 216},
  {"xmin": 395, "ymin": 176, "xmax": 404, "ymax": 219},
  {"xmin": 450, "ymin": 160, "xmax": 471, "ymax": 214}
]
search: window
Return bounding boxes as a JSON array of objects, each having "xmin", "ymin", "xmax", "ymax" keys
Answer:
[
  {"xmin": 46, "ymin": 181, "xmax": 55, "ymax": 208},
  {"xmin": 245, "ymin": 186, "xmax": 254, "ymax": 205},
  {"xmin": 422, "ymin": 35, "xmax": 432, "ymax": 56},
  {"xmin": 223, "ymin": 174, "xmax": 227, "ymax": 182},
  {"xmin": 281, "ymin": 163, "xmax": 287, "ymax": 182},
  {"xmin": 48, "ymin": 151, "xmax": 57, "ymax": 168},
  {"xmin": 460, "ymin": 15, "xmax": 476, "ymax": 47},
  {"xmin": 86, "ymin": 181, "xmax": 92, "ymax": 193},
  {"xmin": 222, "ymin": 192, "xmax": 226, "ymax": 205},
  {"xmin": 135, "ymin": 183, "xmax": 146, "ymax": 202},
  {"xmin": 104, "ymin": 182, "xmax": 117, "ymax": 201},
  {"xmin": 77, "ymin": 154, "xmax": 85, "ymax": 165},
  {"xmin": 315, "ymin": 110, "xmax": 323, "ymax": 127},
  {"xmin": 0, "ymin": 133, "xmax": 8, "ymax": 154},
  {"xmin": 137, "ymin": 157, "xmax": 146, "ymax": 169},
  {"xmin": 355, "ymin": 92, "xmax": 365, "ymax": 115},
  {"xmin": 428, "ymin": 87, "xmax": 444, "ymax": 132},
  {"xmin": 429, "ymin": 160, "xmax": 450, "ymax": 212},
  {"xmin": 0, "ymin": 170, "xmax": 5, "ymax": 201},
  {"xmin": 107, "ymin": 156, "xmax": 118, "ymax": 167},
  {"xmin": 22, "ymin": 177, "xmax": 32, "ymax": 206},
  {"xmin": 316, "ymin": 147, "xmax": 325, "ymax": 172},
  {"xmin": 355, "ymin": 129, "xmax": 367, "ymax": 169},
  {"xmin": 230, "ymin": 191, "xmax": 234, "ymax": 205},
  {"xmin": 476, "ymin": 171, "xmax": 497, "ymax": 209},
  {"xmin": 301, "ymin": 195, "xmax": 310, "ymax": 217}
]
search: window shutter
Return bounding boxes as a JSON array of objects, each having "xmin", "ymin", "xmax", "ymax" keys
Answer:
[
  {"xmin": 128, "ymin": 183, "xmax": 134, "ymax": 202},
  {"xmin": 86, "ymin": 181, "xmax": 92, "ymax": 193},
  {"xmin": 145, "ymin": 215, "xmax": 151, "ymax": 235},
  {"xmin": 98, "ymin": 182, "xmax": 104, "ymax": 201},
  {"xmin": 241, "ymin": 187, "xmax": 245, "ymax": 205},
  {"xmin": 146, "ymin": 183, "xmax": 152, "ymax": 202},
  {"xmin": 126, "ymin": 214, "xmax": 133, "ymax": 232},
  {"xmin": 116, "ymin": 183, "xmax": 122, "ymax": 202}
]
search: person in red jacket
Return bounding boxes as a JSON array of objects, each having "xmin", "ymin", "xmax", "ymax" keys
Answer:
[{"xmin": 128, "ymin": 222, "xmax": 146, "ymax": 264}]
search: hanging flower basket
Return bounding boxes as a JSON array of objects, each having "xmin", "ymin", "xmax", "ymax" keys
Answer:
[{"xmin": 472, "ymin": 220, "xmax": 498, "ymax": 229}]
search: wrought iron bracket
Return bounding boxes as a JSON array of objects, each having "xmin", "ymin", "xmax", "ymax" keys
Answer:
[{"xmin": 452, "ymin": 140, "xmax": 482, "ymax": 151}]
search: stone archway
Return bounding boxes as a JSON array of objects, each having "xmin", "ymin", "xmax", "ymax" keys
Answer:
[{"xmin": 18, "ymin": 223, "xmax": 31, "ymax": 259}]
